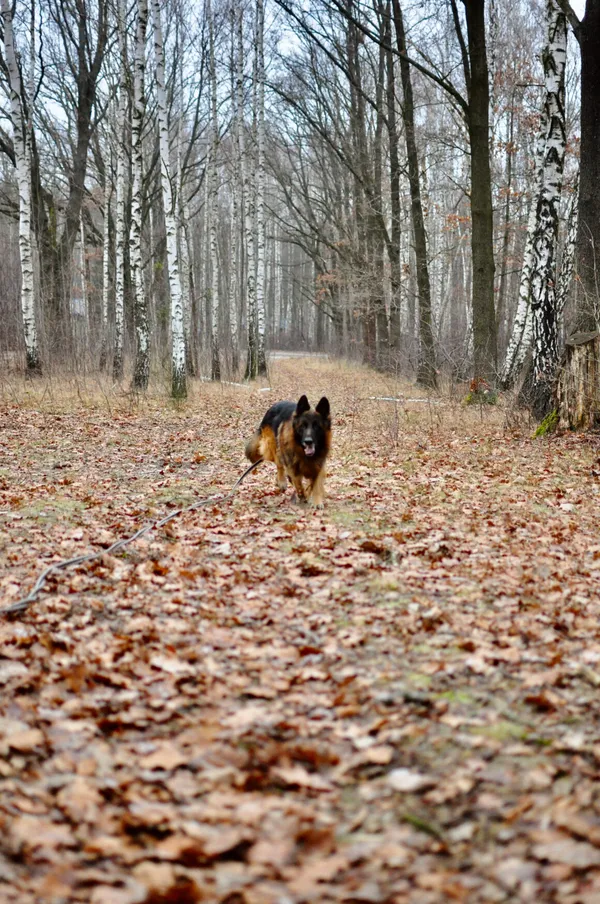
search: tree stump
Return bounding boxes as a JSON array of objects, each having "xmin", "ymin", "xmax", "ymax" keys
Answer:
[{"xmin": 556, "ymin": 331, "xmax": 600, "ymax": 429}]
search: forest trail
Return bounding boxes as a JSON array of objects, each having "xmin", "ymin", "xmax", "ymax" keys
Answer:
[{"xmin": 2, "ymin": 358, "xmax": 600, "ymax": 904}]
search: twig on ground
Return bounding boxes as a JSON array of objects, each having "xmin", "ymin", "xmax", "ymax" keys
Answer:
[{"xmin": 0, "ymin": 459, "xmax": 263, "ymax": 619}]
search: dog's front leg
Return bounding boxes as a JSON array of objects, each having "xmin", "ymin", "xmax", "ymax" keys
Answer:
[
  {"xmin": 290, "ymin": 473, "xmax": 306, "ymax": 503},
  {"xmin": 275, "ymin": 457, "xmax": 287, "ymax": 491},
  {"xmin": 308, "ymin": 468, "xmax": 326, "ymax": 509}
]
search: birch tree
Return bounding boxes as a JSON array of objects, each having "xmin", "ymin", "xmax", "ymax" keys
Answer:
[
  {"xmin": 100, "ymin": 170, "xmax": 111, "ymax": 371},
  {"xmin": 240, "ymin": 8, "xmax": 258, "ymax": 380},
  {"xmin": 228, "ymin": 5, "xmax": 240, "ymax": 373},
  {"xmin": 556, "ymin": 173, "xmax": 580, "ymax": 320},
  {"xmin": 529, "ymin": 0, "xmax": 567, "ymax": 417},
  {"xmin": 255, "ymin": 0, "xmax": 267, "ymax": 376},
  {"xmin": 208, "ymin": 0, "xmax": 221, "ymax": 381},
  {"xmin": 500, "ymin": 119, "xmax": 547, "ymax": 388},
  {"xmin": 113, "ymin": 0, "xmax": 127, "ymax": 382},
  {"xmin": 151, "ymin": 0, "xmax": 187, "ymax": 398},
  {"xmin": 1, "ymin": 0, "xmax": 41, "ymax": 375},
  {"xmin": 131, "ymin": 0, "xmax": 150, "ymax": 390}
]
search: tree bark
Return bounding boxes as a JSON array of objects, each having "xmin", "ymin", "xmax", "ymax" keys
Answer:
[
  {"xmin": 131, "ymin": 0, "xmax": 150, "ymax": 390},
  {"xmin": 113, "ymin": 0, "xmax": 127, "ymax": 382},
  {"xmin": 573, "ymin": 0, "xmax": 600, "ymax": 327},
  {"xmin": 463, "ymin": 0, "xmax": 497, "ymax": 383},
  {"xmin": 255, "ymin": 0, "xmax": 268, "ymax": 376},
  {"xmin": 208, "ymin": 0, "xmax": 221, "ymax": 382},
  {"xmin": 556, "ymin": 331, "xmax": 600, "ymax": 429},
  {"xmin": 391, "ymin": 0, "xmax": 437, "ymax": 387},
  {"xmin": 1, "ymin": 0, "xmax": 41, "ymax": 375},
  {"xmin": 530, "ymin": 0, "xmax": 567, "ymax": 419},
  {"xmin": 151, "ymin": 0, "xmax": 187, "ymax": 398}
]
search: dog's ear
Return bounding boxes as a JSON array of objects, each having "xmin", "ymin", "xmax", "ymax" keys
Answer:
[
  {"xmin": 316, "ymin": 397, "xmax": 330, "ymax": 419},
  {"xmin": 295, "ymin": 395, "xmax": 310, "ymax": 415}
]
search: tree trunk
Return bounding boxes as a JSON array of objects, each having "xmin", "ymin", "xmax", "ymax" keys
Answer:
[
  {"xmin": 241, "ymin": 8, "xmax": 258, "ymax": 381},
  {"xmin": 255, "ymin": 0, "xmax": 268, "ymax": 377},
  {"xmin": 1, "ymin": 0, "xmax": 42, "ymax": 376},
  {"xmin": 113, "ymin": 0, "xmax": 127, "ymax": 382},
  {"xmin": 100, "ymin": 175, "xmax": 111, "ymax": 371},
  {"xmin": 152, "ymin": 0, "xmax": 186, "ymax": 398},
  {"xmin": 209, "ymin": 0, "xmax": 221, "ymax": 382},
  {"xmin": 384, "ymin": 0, "xmax": 402, "ymax": 360},
  {"xmin": 530, "ymin": 0, "xmax": 567, "ymax": 419},
  {"xmin": 573, "ymin": 0, "xmax": 600, "ymax": 328},
  {"xmin": 556, "ymin": 173, "xmax": 579, "ymax": 319},
  {"xmin": 131, "ymin": 0, "xmax": 150, "ymax": 390},
  {"xmin": 464, "ymin": 0, "xmax": 497, "ymax": 383},
  {"xmin": 392, "ymin": 0, "xmax": 437, "ymax": 387},
  {"xmin": 556, "ymin": 331, "xmax": 600, "ymax": 429},
  {"xmin": 228, "ymin": 6, "xmax": 240, "ymax": 375}
]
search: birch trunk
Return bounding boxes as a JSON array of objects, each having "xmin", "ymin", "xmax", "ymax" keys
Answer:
[
  {"xmin": 208, "ymin": 0, "xmax": 221, "ymax": 381},
  {"xmin": 80, "ymin": 212, "xmax": 88, "ymax": 355},
  {"xmin": 176, "ymin": 66, "xmax": 194, "ymax": 377},
  {"xmin": 241, "ymin": 9, "xmax": 258, "ymax": 380},
  {"xmin": 556, "ymin": 173, "xmax": 579, "ymax": 321},
  {"xmin": 228, "ymin": 6, "xmax": 240, "ymax": 374},
  {"xmin": 132, "ymin": 0, "xmax": 150, "ymax": 390},
  {"xmin": 530, "ymin": 0, "xmax": 567, "ymax": 417},
  {"xmin": 113, "ymin": 0, "xmax": 127, "ymax": 382},
  {"xmin": 255, "ymin": 0, "xmax": 268, "ymax": 376},
  {"xmin": 100, "ymin": 175, "xmax": 111, "ymax": 371},
  {"xmin": 151, "ymin": 0, "xmax": 187, "ymax": 398},
  {"xmin": 500, "ymin": 115, "xmax": 548, "ymax": 388},
  {"xmin": 1, "ymin": 0, "xmax": 41, "ymax": 375}
]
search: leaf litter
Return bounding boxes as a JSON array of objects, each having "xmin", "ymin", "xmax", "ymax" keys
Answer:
[{"xmin": 1, "ymin": 357, "xmax": 600, "ymax": 902}]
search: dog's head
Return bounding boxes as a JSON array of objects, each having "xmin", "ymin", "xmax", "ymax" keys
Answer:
[{"xmin": 293, "ymin": 395, "xmax": 330, "ymax": 458}]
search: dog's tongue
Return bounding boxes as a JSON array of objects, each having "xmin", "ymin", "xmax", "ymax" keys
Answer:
[{"xmin": 304, "ymin": 445, "xmax": 315, "ymax": 457}]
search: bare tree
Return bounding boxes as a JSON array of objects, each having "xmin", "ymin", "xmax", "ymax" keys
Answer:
[
  {"xmin": 1, "ymin": 0, "xmax": 41, "ymax": 375},
  {"xmin": 151, "ymin": 0, "xmax": 187, "ymax": 398},
  {"xmin": 131, "ymin": 0, "xmax": 150, "ymax": 390}
]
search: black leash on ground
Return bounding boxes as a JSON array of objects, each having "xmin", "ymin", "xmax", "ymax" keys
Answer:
[{"xmin": 0, "ymin": 458, "xmax": 264, "ymax": 618}]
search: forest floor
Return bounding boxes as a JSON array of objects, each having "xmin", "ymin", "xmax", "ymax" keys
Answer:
[{"xmin": 1, "ymin": 356, "xmax": 600, "ymax": 904}]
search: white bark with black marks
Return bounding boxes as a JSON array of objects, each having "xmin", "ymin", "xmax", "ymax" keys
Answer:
[
  {"xmin": 240, "ymin": 7, "xmax": 257, "ymax": 380},
  {"xmin": 131, "ymin": 0, "xmax": 149, "ymax": 390},
  {"xmin": 530, "ymin": 0, "xmax": 567, "ymax": 415},
  {"xmin": 100, "ymin": 174, "xmax": 111, "ymax": 371},
  {"xmin": 113, "ymin": 0, "xmax": 127, "ymax": 382},
  {"xmin": 557, "ymin": 173, "xmax": 579, "ymax": 321},
  {"xmin": 2, "ymin": 0, "xmax": 41, "ymax": 374},
  {"xmin": 208, "ymin": 0, "xmax": 221, "ymax": 381},
  {"xmin": 152, "ymin": 0, "xmax": 187, "ymax": 398},
  {"xmin": 255, "ymin": 0, "xmax": 267, "ymax": 375},
  {"xmin": 228, "ymin": 7, "xmax": 240, "ymax": 373}
]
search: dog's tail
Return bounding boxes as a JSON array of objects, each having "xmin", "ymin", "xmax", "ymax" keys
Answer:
[{"xmin": 245, "ymin": 430, "xmax": 262, "ymax": 463}]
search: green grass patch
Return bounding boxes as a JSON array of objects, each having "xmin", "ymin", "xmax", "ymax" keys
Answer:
[
  {"xmin": 534, "ymin": 410, "xmax": 559, "ymax": 438},
  {"xmin": 472, "ymin": 720, "xmax": 528, "ymax": 742}
]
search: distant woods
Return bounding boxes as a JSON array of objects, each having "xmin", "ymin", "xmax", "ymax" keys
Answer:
[{"xmin": 0, "ymin": 0, "xmax": 594, "ymax": 408}]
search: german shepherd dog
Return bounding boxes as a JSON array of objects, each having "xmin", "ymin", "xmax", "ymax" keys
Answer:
[{"xmin": 245, "ymin": 395, "xmax": 331, "ymax": 507}]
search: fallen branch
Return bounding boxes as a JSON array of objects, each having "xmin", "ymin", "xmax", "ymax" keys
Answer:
[{"xmin": 1, "ymin": 459, "xmax": 263, "ymax": 618}]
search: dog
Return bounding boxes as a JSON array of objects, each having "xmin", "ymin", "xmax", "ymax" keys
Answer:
[{"xmin": 245, "ymin": 395, "xmax": 331, "ymax": 507}]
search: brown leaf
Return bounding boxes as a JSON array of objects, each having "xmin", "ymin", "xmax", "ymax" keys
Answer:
[
  {"xmin": 387, "ymin": 768, "xmax": 437, "ymax": 793},
  {"xmin": 532, "ymin": 839, "xmax": 600, "ymax": 868}
]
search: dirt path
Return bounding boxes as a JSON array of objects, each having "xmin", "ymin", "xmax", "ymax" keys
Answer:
[{"xmin": 1, "ymin": 358, "xmax": 600, "ymax": 903}]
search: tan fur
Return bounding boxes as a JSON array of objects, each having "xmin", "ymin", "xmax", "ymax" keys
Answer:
[
  {"xmin": 278, "ymin": 419, "xmax": 330, "ymax": 507},
  {"xmin": 245, "ymin": 398, "xmax": 331, "ymax": 507}
]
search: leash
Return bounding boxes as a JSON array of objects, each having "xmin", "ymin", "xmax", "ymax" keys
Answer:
[{"xmin": 1, "ymin": 458, "xmax": 263, "ymax": 618}]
